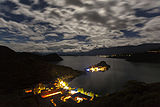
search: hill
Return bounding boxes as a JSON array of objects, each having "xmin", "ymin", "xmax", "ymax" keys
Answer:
[
  {"xmin": 0, "ymin": 45, "xmax": 81, "ymax": 90},
  {"xmin": 59, "ymin": 43, "xmax": 160, "ymax": 56}
]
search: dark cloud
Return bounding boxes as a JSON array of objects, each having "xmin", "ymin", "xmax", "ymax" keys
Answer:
[
  {"xmin": 19, "ymin": 0, "xmax": 34, "ymax": 5},
  {"xmin": 47, "ymin": 45, "xmax": 77, "ymax": 52},
  {"xmin": 74, "ymin": 11, "xmax": 106, "ymax": 24},
  {"xmin": 0, "ymin": 10, "xmax": 34, "ymax": 23},
  {"xmin": 73, "ymin": 0, "xmax": 134, "ymax": 30},
  {"xmin": 44, "ymin": 33, "xmax": 64, "ymax": 42},
  {"xmin": 0, "ymin": 31, "xmax": 30, "ymax": 43},
  {"xmin": 135, "ymin": 23, "xmax": 145, "ymax": 27},
  {"xmin": 66, "ymin": 0, "xmax": 83, "ymax": 7},
  {"xmin": 72, "ymin": 35, "xmax": 89, "ymax": 42},
  {"xmin": 120, "ymin": 30, "xmax": 141, "ymax": 38},
  {"xmin": 34, "ymin": 22, "xmax": 56, "ymax": 32},
  {"xmin": 45, "ymin": 36, "xmax": 58, "ymax": 42},
  {"xmin": 49, "ymin": 11, "xmax": 61, "ymax": 18},
  {"xmin": 0, "ymin": 31, "xmax": 14, "ymax": 40},
  {"xmin": 31, "ymin": 0, "xmax": 49, "ymax": 10},
  {"xmin": 0, "ymin": 1, "xmax": 18, "ymax": 11},
  {"xmin": 45, "ymin": 32, "xmax": 64, "ymax": 42},
  {"xmin": 0, "ymin": 27, "xmax": 9, "ymax": 31},
  {"xmin": 135, "ymin": 8, "xmax": 160, "ymax": 18}
]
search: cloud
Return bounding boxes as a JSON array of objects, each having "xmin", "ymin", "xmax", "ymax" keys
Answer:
[
  {"xmin": 140, "ymin": 16, "xmax": 160, "ymax": 41},
  {"xmin": 29, "ymin": 36, "xmax": 45, "ymax": 41},
  {"xmin": 0, "ymin": 0, "xmax": 159, "ymax": 52}
]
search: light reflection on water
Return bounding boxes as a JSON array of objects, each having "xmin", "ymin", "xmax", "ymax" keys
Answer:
[{"xmin": 57, "ymin": 56, "xmax": 160, "ymax": 94}]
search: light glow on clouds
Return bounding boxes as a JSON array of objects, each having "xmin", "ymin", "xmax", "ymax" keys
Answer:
[{"xmin": 0, "ymin": 0, "xmax": 160, "ymax": 52}]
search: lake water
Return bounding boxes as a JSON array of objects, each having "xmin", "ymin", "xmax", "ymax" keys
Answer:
[{"xmin": 57, "ymin": 56, "xmax": 160, "ymax": 94}]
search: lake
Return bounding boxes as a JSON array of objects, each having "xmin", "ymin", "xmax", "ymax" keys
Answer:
[{"xmin": 57, "ymin": 56, "xmax": 160, "ymax": 94}]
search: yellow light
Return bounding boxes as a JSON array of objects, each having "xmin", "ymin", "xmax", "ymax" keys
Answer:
[
  {"xmin": 90, "ymin": 97, "xmax": 94, "ymax": 101},
  {"xmin": 41, "ymin": 91, "xmax": 62, "ymax": 98},
  {"xmin": 74, "ymin": 97, "xmax": 87, "ymax": 103},
  {"xmin": 69, "ymin": 90, "xmax": 78, "ymax": 95},
  {"xmin": 25, "ymin": 78, "xmax": 99, "ymax": 106},
  {"xmin": 50, "ymin": 99, "xmax": 56, "ymax": 106},
  {"xmin": 64, "ymin": 86, "xmax": 69, "ymax": 90},
  {"xmin": 61, "ymin": 96, "xmax": 72, "ymax": 102},
  {"xmin": 25, "ymin": 89, "xmax": 32, "ymax": 93}
]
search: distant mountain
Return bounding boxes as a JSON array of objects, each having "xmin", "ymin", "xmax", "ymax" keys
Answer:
[
  {"xmin": 17, "ymin": 52, "xmax": 63, "ymax": 62},
  {"xmin": 125, "ymin": 48, "xmax": 160, "ymax": 62},
  {"xmin": 0, "ymin": 45, "xmax": 63, "ymax": 62},
  {"xmin": 0, "ymin": 45, "xmax": 63, "ymax": 88},
  {"xmin": 59, "ymin": 43, "xmax": 160, "ymax": 56},
  {"xmin": 0, "ymin": 45, "xmax": 53, "ymax": 90},
  {"xmin": 0, "ymin": 45, "xmax": 81, "ymax": 91},
  {"xmin": 85, "ymin": 43, "xmax": 160, "ymax": 55},
  {"xmin": 0, "ymin": 45, "xmax": 16, "ymax": 59}
]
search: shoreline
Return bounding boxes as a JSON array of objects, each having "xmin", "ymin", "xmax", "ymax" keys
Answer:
[{"xmin": 0, "ymin": 61, "xmax": 85, "ymax": 107}]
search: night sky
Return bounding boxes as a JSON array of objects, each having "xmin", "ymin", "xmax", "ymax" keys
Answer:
[{"xmin": 0, "ymin": 0, "xmax": 160, "ymax": 52}]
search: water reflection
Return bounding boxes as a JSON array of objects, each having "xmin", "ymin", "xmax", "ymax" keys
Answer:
[{"xmin": 57, "ymin": 56, "xmax": 160, "ymax": 94}]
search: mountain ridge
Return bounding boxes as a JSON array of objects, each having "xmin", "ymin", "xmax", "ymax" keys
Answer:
[{"xmin": 59, "ymin": 43, "xmax": 160, "ymax": 55}]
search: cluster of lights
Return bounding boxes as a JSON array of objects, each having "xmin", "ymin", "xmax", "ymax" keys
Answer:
[
  {"xmin": 86, "ymin": 66, "xmax": 107, "ymax": 72},
  {"xmin": 24, "ymin": 78, "xmax": 98, "ymax": 106}
]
